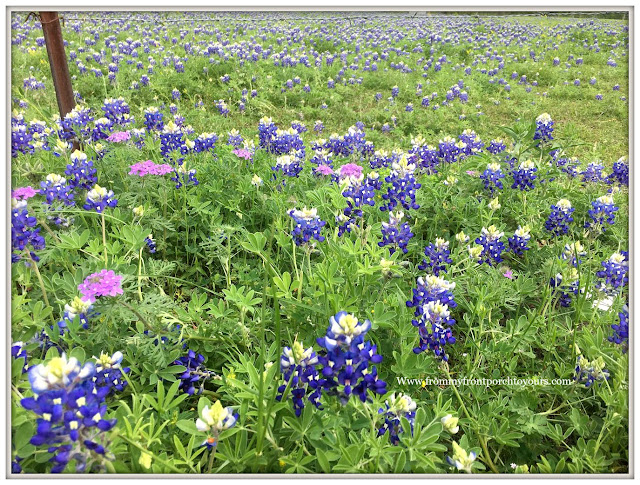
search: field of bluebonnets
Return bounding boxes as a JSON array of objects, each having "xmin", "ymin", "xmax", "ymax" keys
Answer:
[{"xmin": 10, "ymin": 11, "xmax": 630, "ymax": 474}]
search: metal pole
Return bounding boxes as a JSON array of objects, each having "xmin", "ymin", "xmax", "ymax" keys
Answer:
[{"xmin": 39, "ymin": 12, "xmax": 76, "ymax": 120}]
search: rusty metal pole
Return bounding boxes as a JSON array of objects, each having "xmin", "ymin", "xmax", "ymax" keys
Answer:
[{"xmin": 39, "ymin": 12, "xmax": 79, "ymax": 147}]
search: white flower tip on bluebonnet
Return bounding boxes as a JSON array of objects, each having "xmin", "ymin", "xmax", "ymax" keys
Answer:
[
  {"xmin": 536, "ymin": 112, "xmax": 553, "ymax": 124},
  {"xmin": 46, "ymin": 173, "xmax": 66, "ymax": 186},
  {"xmin": 196, "ymin": 401, "xmax": 236, "ymax": 433},
  {"xmin": 329, "ymin": 312, "xmax": 371, "ymax": 345},
  {"xmin": 556, "ymin": 198, "xmax": 572, "ymax": 211},
  {"xmin": 441, "ymin": 414, "xmax": 460, "ymax": 434}
]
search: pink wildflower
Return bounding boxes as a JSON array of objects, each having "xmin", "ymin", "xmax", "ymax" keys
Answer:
[
  {"xmin": 339, "ymin": 163, "xmax": 363, "ymax": 179},
  {"xmin": 12, "ymin": 186, "xmax": 37, "ymax": 200},
  {"xmin": 78, "ymin": 269, "xmax": 123, "ymax": 303},
  {"xmin": 466, "ymin": 170, "xmax": 480, "ymax": 177},
  {"xmin": 503, "ymin": 269, "xmax": 514, "ymax": 280},
  {"xmin": 233, "ymin": 149, "xmax": 252, "ymax": 160},
  {"xmin": 107, "ymin": 131, "xmax": 131, "ymax": 143},
  {"xmin": 315, "ymin": 165, "xmax": 334, "ymax": 176},
  {"xmin": 129, "ymin": 161, "xmax": 174, "ymax": 176}
]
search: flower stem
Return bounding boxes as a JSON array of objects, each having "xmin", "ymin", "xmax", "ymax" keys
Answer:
[
  {"xmin": 443, "ymin": 365, "xmax": 499, "ymax": 473},
  {"xmin": 137, "ymin": 248, "xmax": 144, "ymax": 302},
  {"xmin": 101, "ymin": 213, "xmax": 108, "ymax": 266},
  {"xmin": 24, "ymin": 251, "xmax": 55, "ymax": 325}
]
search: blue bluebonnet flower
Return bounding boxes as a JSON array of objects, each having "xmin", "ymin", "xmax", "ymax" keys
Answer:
[
  {"xmin": 412, "ymin": 301, "xmax": 456, "ymax": 361},
  {"xmin": 379, "ymin": 211, "xmax": 414, "ymax": 255},
  {"xmin": 437, "ymin": 136, "xmax": 460, "ymax": 163},
  {"xmin": 545, "ymin": 199, "xmax": 575, "ymax": 237},
  {"xmin": 338, "ymin": 175, "xmax": 377, "ymax": 234},
  {"xmin": 12, "ymin": 341, "xmax": 28, "ymax": 373},
  {"xmin": 101, "ymin": 97, "xmax": 132, "ymax": 126},
  {"xmin": 474, "ymin": 225, "xmax": 506, "ymax": 266},
  {"xmin": 195, "ymin": 401, "xmax": 238, "ymax": 449},
  {"xmin": 272, "ymin": 152, "xmax": 304, "ymax": 178},
  {"xmin": 581, "ymin": 162, "xmax": 606, "ymax": 183},
  {"xmin": 40, "ymin": 173, "xmax": 76, "ymax": 206},
  {"xmin": 171, "ymin": 88, "xmax": 181, "ymax": 100},
  {"xmin": 58, "ymin": 296, "xmax": 96, "ymax": 331},
  {"xmin": 288, "ymin": 208, "xmax": 326, "ymax": 246},
  {"xmin": 534, "ymin": 113, "xmax": 554, "ymax": 145},
  {"xmin": 314, "ymin": 120, "xmax": 324, "ymax": 133},
  {"xmin": 216, "ymin": 99, "xmax": 231, "ymax": 117},
  {"xmin": 609, "ymin": 305, "xmax": 629, "ymax": 352},
  {"xmin": 550, "ymin": 268, "xmax": 580, "ymax": 307},
  {"xmin": 508, "ymin": 225, "xmax": 531, "ymax": 256},
  {"xmin": 560, "ymin": 241, "xmax": 587, "ymax": 268},
  {"xmin": 143, "ymin": 107, "xmax": 164, "ymax": 132},
  {"xmin": 418, "ymin": 238, "xmax": 452, "ymax": 275},
  {"xmin": 226, "ymin": 129, "xmax": 243, "ymax": 149},
  {"xmin": 83, "ymin": 184, "xmax": 118, "ymax": 213},
  {"xmin": 380, "ymin": 154, "xmax": 421, "ymax": 212},
  {"xmin": 11, "ymin": 198, "xmax": 45, "ymax": 264},
  {"xmin": 316, "ymin": 312, "xmax": 387, "ymax": 403},
  {"xmin": 585, "ymin": 194, "xmax": 618, "ymax": 232},
  {"xmin": 406, "ymin": 275, "xmax": 457, "ymax": 327},
  {"xmin": 192, "ymin": 132, "xmax": 218, "ymax": 154},
  {"xmin": 259, "ymin": 118, "xmax": 305, "ymax": 156},
  {"xmin": 93, "ymin": 351, "xmax": 129, "ymax": 394},
  {"xmin": 23, "ymin": 75, "xmax": 46, "ymax": 90},
  {"xmin": 480, "ymin": 162, "xmax": 505, "ymax": 195},
  {"xmin": 595, "ymin": 251, "xmax": 629, "ymax": 295},
  {"xmin": 65, "ymin": 150, "xmax": 97, "ymax": 191},
  {"xmin": 20, "ymin": 354, "xmax": 117, "ymax": 473},
  {"xmin": 145, "ymin": 234, "xmax": 157, "ymax": 253},
  {"xmin": 575, "ymin": 355, "xmax": 610, "ymax": 387},
  {"xmin": 607, "ymin": 156, "xmax": 629, "ymax": 186},
  {"xmin": 276, "ymin": 340, "xmax": 324, "ymax": 416},
  {"xmin": 159, "ymin": 122, "xmax": 185, "ymax": 158},
  {"xmin": 173, "ymin": 349, "xmax": 216, "ymax": 395},
  {"xmin": 377, "ymin": 393, "xmax": 417, "ymax": 445},
  {"xmin": 511, "ymin": 160, "xmax": 537, "ymax": 191},
  {"xmin": 171, "ymin": 163, "xmax": 199, "ymax": 189},
  {"xmin": 391, "ymin": 85, "xmax": 399, "ymax": 97},
  {"xmin": 458, "ymin": 130, "xmax": 484, "ymax": 157},
  {"xmin": 487, "ymin": 138, "xmax": 507, "ymax": 154}
]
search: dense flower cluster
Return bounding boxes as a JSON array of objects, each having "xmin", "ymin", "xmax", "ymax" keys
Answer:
[
  {"xmin": 474, "ymin": 225, "xmax": 506, "ymax": 266},
  {"xmin": 40, "ymin": 173, "xmax": 75, "ymax": 206},
  {"xmin": 575, "ymin": 355, "xmax": 610, "ymax": 388},
  {"xmin": 173, "ymin": 350, "xmax": 216, "ymax": 395},
  {"xmin": 128, "ymin": 160, "xmax": 174, "ymax": 177},
  {"xmin": 609, "ymin": 305, "xmax": 629, "ymax": 353},
  {"xmin": 83, "ymin": 184, "xmax": 118, "ymax": 213},
  {"xmin": 378, "ymin": 211, "xmax": 414, "ymax": 255},
  {"xmin": 595, "ymin": 251, "xmax": 629, "ymax": 295},
  {"xmin": 78, "ymin": 270, "xmax": 123, "ymax": 303},
  {"xmin": 418, "ymin": 238, "xmax": 452, "ymax": 275},
  {"xmin": 480, "ymin": 162, "xmax": 505, "ymax": 195},
  {"xmin": 377, "ymin": 394, "xmax": 417, "ymax": 445},
  {"xmin": 20, "ymin": 354, "xmax": 118, "ymax": 472},
  {"xmin": 288, "ymin": 207, "xmax": 326, "ymax": 246},
  {"xmin": 316, "ymin": 312, "xmax": 387, "ymax": 402},
  {"xmin": 380, "ymin": 154, "xmax": 421, "ymax": 212},
  {"xmin": 585, "ymin": 194, "xmax": 618, "ymax": 231},
  {"xmin": 93, "ymin": 351, "xmax": 129, "ymax": 394},
  {"xmin": 11, "ymin": 198, "xmax": 45, "ymax": 263},
  {"xmin": 276, "ymin": 341, "xmax": 324, "ymax": 416},
  {"xmin": 607, "ymin": 156, "xmax": 629, "ymax": 186},
  {"xmin": 534, "ymin": 113, "xmax": 554, "ymax": 144},
  {"xmin": 65, "ymin": 151, "xmax": 98, "ymax": 191},
  {"xmin": 545, "ymin": 199, "xmax": 574, "ymax": 237},
  {"xmin": 511, "ymin": 160, "xmax": 537, "ymax": 191},
  {"xmin": 507, "ymin": 225, "xmax": 531, "ymax": 256}
]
